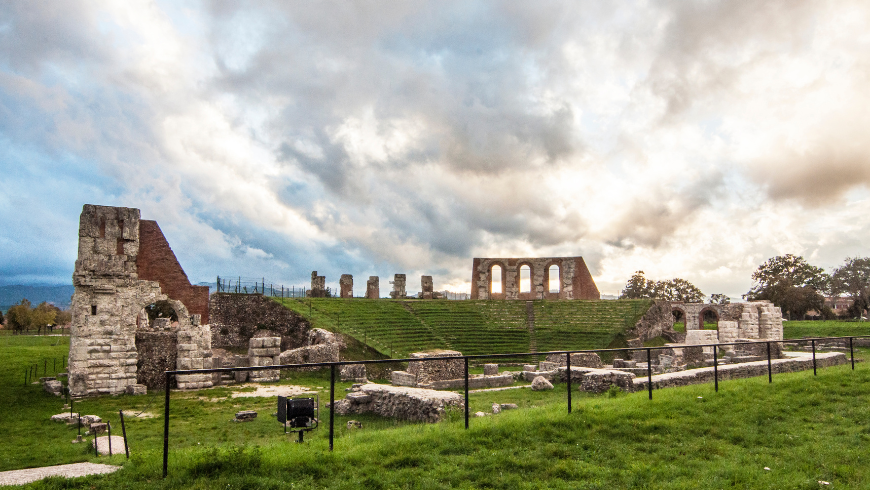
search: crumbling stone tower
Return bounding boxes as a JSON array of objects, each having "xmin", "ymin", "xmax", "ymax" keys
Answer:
[{"xmin": 68, "ymin": 205, "xmax": 210, "ymax": 396}]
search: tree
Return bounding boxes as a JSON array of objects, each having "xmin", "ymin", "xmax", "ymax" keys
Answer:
[
  {"xmin": 708, "ymin": 293, "xmax": 731, "ymax": 305},
  {"xmin": 620, "ymin": 271, "xmax": 653, "ymax": 299},
  {"xmin": 831, "ymin": 257, "xmax": 870, "ymax": 319},
  {"xmin": 0, "ymin": 308, "xmax": 4, "ymax": 326},
  {"xmin": 620, "ymin": 272, "xmax": 704, "ymax": 302},
  {"xmin": 6, "ymin": 299, "xmax": 32, "ymax": 334},
  {"xmin": 30, "ymin": 302, "xmax": 58, "ymax": 334},
  {"xmin": 745, "ymin": 254, "xmax": 830, "ymax": 319}
]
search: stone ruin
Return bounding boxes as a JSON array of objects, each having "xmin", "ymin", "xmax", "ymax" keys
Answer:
[
  {"xmin": 308, "ymin": 271, "xmax": 327, "ymax": 297},
  {"xmin": 339, "ymin": 274, "xmax": 353, "ymax": 298},
  {"xmin": 332, "ymin": 383, "xmax": 463, "ymax": 423},
  {"xmin": 391, "ymin": 350, "xmax": 513, "ymax": 390},
  {"xmin": 365, "ymin": 276, "xmax": 379, "ymax": 299},
  {"xmin": 389, "ymin": 274, "xmax": 407, "ymax": 299},
  {"xmin": 69, "ymin": 204, "xmax": 340, "ymax": 397},
  {"xmin": 69, "ymin": 205, "xmax": 210, "ymax": 396},
  {"xmin": 471, "ymin": 256, "xmax": 600, "ymax": 300},
  {"xmin": 417, "ymin": 275, "xmax": 444, "ymax": 299}
]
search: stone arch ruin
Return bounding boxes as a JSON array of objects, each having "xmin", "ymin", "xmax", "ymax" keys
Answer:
[
  {"xmin": 471, "ymin": 257, "xmax": 599, "ymax": 300},
  {"xmin": 68, "ymin": 205, "xmax": 210, "ymax": 396},
  {"xmin": 670, "ymin": 301, "xmax": 784, "ymax": 346}
]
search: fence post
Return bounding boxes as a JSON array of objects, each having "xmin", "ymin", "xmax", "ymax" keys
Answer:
[
  {"xmin": 713, "ymin": 346, "xmax": 718, "ymax": 392},
  {"xmin": 162, "ymin": 371, "xmax": 171, "ymax": 478},
  {"xmin": 767, "ymin": 342, "xmax": 772, "ymax": 383},
  {"xmin": 646, "ymin": 348, "xmax": 652, "ymax": 400},
  {"xmin": 850, "ymin": 337, "xmax": 855, "ymax": 370},
  {"xmin": 107, "ymin": 421, "xmax": 112, "ymax": 456},
  {"xmin": 811, "ymin": 339, "xmax": 817, "ymax": 376},
  {"xmin": 119, "ymin": 410, "xmax": 129, "ymax": 459},
  {"xmin": 464, "ymin": 357, "xmax": 469, "ymax": 429},
  {"xmin": 329, "ymin": 364, "xmax": 335, "ymax": 451},
  {"xmin": 566, "ymin": 352, "xmax": 572, "ymax": 413}
]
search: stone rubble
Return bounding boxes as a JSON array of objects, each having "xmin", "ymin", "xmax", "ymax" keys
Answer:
[
  {"xmin": 332, "ymin": 383, "xmax": 464, "ymax": 423},
  {"xmin": 531, "ymin": 376, "xmax": 553, "ymax": 391}
]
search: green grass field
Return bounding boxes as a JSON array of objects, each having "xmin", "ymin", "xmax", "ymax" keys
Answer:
[
  {"xmin": 2, "ymin": 320, "xmax": 869, "ymax": 488},
  {"xmin": 783, "ymin": 320, "xmax": 870, "ymax": 339}
]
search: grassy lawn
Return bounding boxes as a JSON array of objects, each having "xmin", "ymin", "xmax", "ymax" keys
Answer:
[
  {"xmin": 2, "ymin": 333, "xmax": 870, "ymax": 488},
  {"xmin": 783, "ymin": 320, "xmax": 870, "ymax": 339}
]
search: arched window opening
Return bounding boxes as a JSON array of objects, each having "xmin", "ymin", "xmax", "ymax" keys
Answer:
[
  {"xmin": 548, "ymin": 265, "xmax": 560, "ymax": 293},
  {"xmin": 701, "ymin": 309, "xmax": 719, "ymax": 330},
  {"xmin": 520, "ymin": 265, "xmax": 531, "ymax": 293},
  {"xmin": 672, "ymin": 309, "xmax": 686, "ymax": 333},
  {"xmin": 138, "ymin": 300, "xmax": 179, "ymax": 330},
  {"xmin": 491, "ymin": 265, "xmax": 502, "ymax": 294}
]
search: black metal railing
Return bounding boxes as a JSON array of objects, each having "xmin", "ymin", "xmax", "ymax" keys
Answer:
[
  {"xmin": 215, "ymin": 276, "xmax": 308, "ymax": 298},
  {"xmin": 23, "ymin": 355, "xmax": 67, "ymax": 386},
  {"xmin": 161, "ymin": 334, "xmax": 869, "ymax": 478}
]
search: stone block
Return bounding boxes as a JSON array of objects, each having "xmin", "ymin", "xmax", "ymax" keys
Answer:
[
  {"xmin": 234, "ymin": 410, "xmax": 257, "ymax": 422},
  {"xmin": 126, "ymin": 384, "xmax": 147, "ymax": 395},
  {"xmin": 391, "ymin": 370, "xmax": 417, "ymax": 387},
  {"xmin": 538, "ymin": 361, "xmax": 558, "ymax": 371},
  {"xmin": 340, "ymin": 364, "xmax": 367, "ymax": 382},
  {"xmin": 523, "ymin": 364, "xmax": 536, "ymax": 372},
  {"xmin": 531, "ymin": 376, "xmax": 554, "ymax": 391},
  {"xmin": 483, "ymin": 364, "xmax": 498, "ymax": 376}
]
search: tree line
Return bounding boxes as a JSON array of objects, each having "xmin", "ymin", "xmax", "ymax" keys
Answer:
[
  {"xmin": 3, "ymin": 299, "xmax": 72, "ymax": 334},
  {"xmin": 619, "ymin": 255, "xmax": 870, "ymax": 320}
]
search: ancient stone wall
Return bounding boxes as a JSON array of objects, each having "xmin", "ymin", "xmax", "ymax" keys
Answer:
[
  {"xmin": 389, "ymin": 274, "xmax": 407, "ymax": 299},
  {"xmin": 339, "ymin": 274, "xmax": 353, "ymax": 298},
  {"xmin": 670, "ymin": 301, "xmax": 783, "ymax": 341},
  {"xmin": 176, "ymin": 324, "xmax": 213, "ymax": 389},
  {"xmin": 406, "ymin": 350, "xmax": 464, "ymax": 384},
  {"xmin": 308, "ymin": 271, "xmax": 327, "ymax": 297},
  {"xmin": 365, "ymin": 276, "xmax": 379, "ymax": 299},
  {"xmin": 135, "ymin": 331, "xmax": 177, "ymax": 389},
  {"xmin": 209, "ymin": 293, "xmax": 310, "ymax": 351},
  {"xmin": 69, "ymin": 204, "xmax": 204, "ymax": 396},
  {"xmin": 332, "ymin": 383, "xmax": 463, "ymax": 423},
  {"xmin": 470, "ymin": 257, "xmax": 600, "ymax": 300}
]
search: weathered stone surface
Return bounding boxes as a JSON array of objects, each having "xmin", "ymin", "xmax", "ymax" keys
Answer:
[
  {"xmin": 51, "ymin": 413, "xmax": 81, "ymax": 423},
  {"xmin": 545, "ymin": 352, "xmax": 603, "ymax": 369},
  {"xmin": 499, "ymin": 403, "xmax": 518, "ymax": 410},
  {"xmin": 522, "ymin": 370, "xmax": 556, "ymax": 382},
  {"xmin": 69, "ymin": 205, "xmax": 209, "ymax": 397},
  {"xmin": 177, "ymin": 325, "xmax": 214, "ymax": 389},
  {"xmin": 471, "ymin": 257, "xmax": 599, "ymax": 300},
  {"xmin": 125, "ymin": 384, "xmax": 147, "ymax": 395},
  {"xmin": 365, "ymin": 276, "xmax": 379, "ymax": 299},
  {"xmin": 580, "ymin": 370, "xmax": 636, "ymax": 393},
  {"xmin": 538, "ymin": 361, "xmax": 558, "ymax": 371},
  {"xmin": 417, "ymin": 276, "xmax": 443, "ymax": 299},
  {"xmin": 491, "ymin": 403, "xmax": 501, "ymax": 414},
  {"xmin": 43, "ymin": 380, "xmax": 64, "ymax": 396},
  {"xmin": 531, "ymin": 376, "xmax": 553, "ymax": 391},
  {"xmin": 339, "ymin": 274, "xmax": 353, "ymax": 298},
  {"xmin": 389, "ymin": 274, "xmax": 407, "ymax": 299},
  {"xmin": 340, "ymin": 364, "xmax": 367, "ymax": 382},
  {"xmin": 233, "ymin": 410, "xmax": 257, "ymax": 422},
  {"xmin": 89, "ymin": 422, "xmax": 108, "ymax": 435},
  {"xmin": 407, "ymin": 350, "xmax": 464, "ymax": 385},
  {"xmin": 429, "ymin": 374, "xmax": 513, "ymax": 390},
  {"xmin": 346, "ymin": 420, "xmax": 363, "ymax": 429},
  {"xmin": 483, "ymin": 364, "xmax": 499, "ymax": 376},
  {"xmin": 391, "ymin": 370, "xmax": 416, "ymax": 387},
  {"xmin": 333, "ymin": 383, "xmax": 463, "ymax": 423},
  {"xmin": 308, "ymin": 271, "xmax": 327, "ymax": 298},
  {"xmin": 209, "ymin": 293, "xmax": 310, "ymax": 351},
  {"xmin": 522, "ymin": 364, "xmax": 536, "ymax": 372}
]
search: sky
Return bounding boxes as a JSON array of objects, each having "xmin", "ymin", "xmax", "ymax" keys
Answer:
[{"xmin": 1, "ymin": 0, "xmax": 869, "ymax": 299}]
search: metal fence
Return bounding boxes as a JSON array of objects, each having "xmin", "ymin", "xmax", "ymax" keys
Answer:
[
  {"xmin": 215, "ymin": 276, "xmax": 308, "ymax": 298},
  {"xmin": 161, "ymin": 334, "xmax": 869, "ymax": 478},
  {"xmin": 23, "ymin": 355, "xmax": 67, "ymax": 385}
]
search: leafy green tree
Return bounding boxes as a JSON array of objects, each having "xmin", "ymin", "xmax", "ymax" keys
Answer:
[
  {"xmin": 620, "ymin": 272, "xmax": 704, "ymax": 302},
  {"xmin": 30, "ymin": 302, "xmax": 57, "ymax": 334},
  {"xmin": 0, "ymin": 308, "xmax": 4, "ymax": 326},
  {"xmin": 831, "ymin": 257, "xmax": 870, "ymax": 319},
  {"xmin": 708, "ymin": 293, "xmax": 731, "ymax": 305},
  {"xmin": 6, "ymin": 299, "xmax": 32, "ymax": 334},
  {"xmin": 745, "ymin": 254, "xmax": 830, "ymax": 319},
  {"xmin": 620, "ymin": 271, "xmax": 653, "ymax": 299}
]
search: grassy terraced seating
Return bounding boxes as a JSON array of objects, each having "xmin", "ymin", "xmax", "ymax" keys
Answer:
[{"xmin": 271, "ymin": 298, "xmax": 653, "ymax": 359}]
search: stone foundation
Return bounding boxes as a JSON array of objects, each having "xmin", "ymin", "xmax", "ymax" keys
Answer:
[{"xmin": 332, "ymin": 383, "xmax": 463, "ymax": 422}]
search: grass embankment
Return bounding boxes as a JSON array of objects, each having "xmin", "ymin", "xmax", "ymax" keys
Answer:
[{"xmin": 274, "ymin": 298, "xmax": 650, "ymax": 360}]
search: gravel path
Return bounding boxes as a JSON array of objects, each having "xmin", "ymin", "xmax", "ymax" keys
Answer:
[{"xmin": 0, "ymin": 463, "xmax": 120, "ymax": 486}]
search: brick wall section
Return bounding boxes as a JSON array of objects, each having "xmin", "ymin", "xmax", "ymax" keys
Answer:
[
  {"xmin": 209, "ymin": 293, "xmax": 310, "ymax": 351},
  {"xmin": 136, "ymin": 220, "xmax": 209, "ymax": 323}
]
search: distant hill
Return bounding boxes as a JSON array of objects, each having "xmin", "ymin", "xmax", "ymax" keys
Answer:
[{"xmin": 0, "ymin": 285, "xmax": 75, "ymax": 313}]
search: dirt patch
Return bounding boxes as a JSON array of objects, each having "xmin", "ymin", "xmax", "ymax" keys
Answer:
[{"xmin": 206, "ymin": 383, "xmax": 316, "ymax": 401}]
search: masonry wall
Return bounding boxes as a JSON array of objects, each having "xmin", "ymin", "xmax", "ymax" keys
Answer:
[
  {"xmin": 470, "ymin": 256, "xmax": 600, "ymax": 300},
  {"xmin": 137, "ymin": 220, "xmax": 209, "ymax": 324},
  {"xmin": 209, "ymin": 293, "xmax": 311, "ymax": 352}
]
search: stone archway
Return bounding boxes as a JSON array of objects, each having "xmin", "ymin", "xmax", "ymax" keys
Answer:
[
  {"xmin": 698, "ymin": 307, "xmax": 719, "ymax": 330},
  {"xmin": 672, "ymin": 307, "xmax": 687, "ymax": 333}
]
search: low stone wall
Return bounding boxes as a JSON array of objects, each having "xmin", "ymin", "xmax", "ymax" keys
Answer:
[
  {"xmin": 545, "ymin": 352, "xmax": 603, "ymax": 368},
  {"xmin": 332, "ymin": 383, "xmax": 464, "ymax": 422},
  {"xmin": 277, "ymin": 328, "xmax": 341, "ymax": 370},
  {"xmin": 209, "ymin": 293, "xmax": 310, "ymax": 351},
  {"xmin": 429, "ymin": 374, "xmax": 514, "ymax": 390},
  {"xmin": 406, "ymin": 350, "xmax": 464, "ymax": 385},
  {"xmin": 633, "ymin": 352, "xmax": 848, "ymax": 392}
]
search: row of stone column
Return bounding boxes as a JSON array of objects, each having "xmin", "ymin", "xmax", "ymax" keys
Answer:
[{"xmin": 308, "ymin": 271, "xmax": 442, "ymax": 299}]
